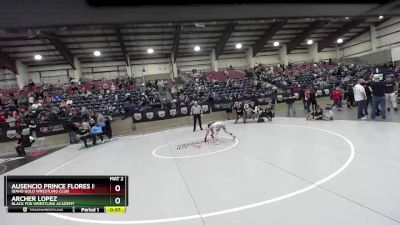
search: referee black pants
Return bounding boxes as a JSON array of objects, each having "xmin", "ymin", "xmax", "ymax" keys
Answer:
[{"xmin": 193, "ymin": 114, "xmax": 203, "ymax": 131}]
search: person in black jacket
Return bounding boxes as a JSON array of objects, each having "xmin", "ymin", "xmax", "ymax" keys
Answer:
[
  {"xmin": 104, "ymin": 116, "xmax": 112, "ymax": 140},
  {"xmin": 67, "ymin": 119, "xmax": 79, "ymax": 144},
  {"xmin": 284, "ymin": 89, "xmax": 297, "ymax": 117},
  {"xmin": 308, "ymin": 88, "xmax": 317, "ymax": 112},
  {"xmin": 343, "ymin": 86, "xmax": 354, "ymax": 109},
  {"xmin": 363, "ymin": 80, "xmax": 373, "ymax": 116},
  {"xmin": 385, "ymin": 75, "xmax": 398, "ymax": 112},
  {"xmin": 233, "ymin": 101, "xmax": 245, "ymax": 124},
  {"xmin": 259, "ymin": 102, "xmax": 274, "ymax": 122},
  {"xmin": 371, "ymin": 75, "xmax": 387, "ymax": 120},
  {"xmin": 299, "ymin": 88, "xmax": 307, "ymax": 111},
  {"xmin": 306, "ymin": 105, "xmax": 323, "ymax": 120},
  {"xmin": 14, "ymin": 132, "xmax": 35, "ymax": 156}
]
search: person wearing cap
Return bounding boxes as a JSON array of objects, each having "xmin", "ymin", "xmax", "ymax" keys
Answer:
[{"xmin": 191, "ymin": 101, "xmax": 203, "ymax": 132}]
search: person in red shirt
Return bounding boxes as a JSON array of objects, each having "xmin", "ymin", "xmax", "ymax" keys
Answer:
[
  {"xmin": 0, "ymin": 112, "xmax": 6, "ymax": 123},
  {"xmin": 331, "ymin": 87, "xmax": 342, "ymax": 111}
]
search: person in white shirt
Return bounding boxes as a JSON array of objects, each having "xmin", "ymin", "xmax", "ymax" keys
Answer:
[
  {"xmin": 204, "ymin": 121, "xmax": 235, "ymax": 142},
  {"xmin": 353, "ymin": 79, "xmax": 367, "ymax": 120},
  {"xmin": 191, "ymin": 101, "xmax": 203, "ymax": 132},
  {"xmin": 28, "ymin": 95, "xmax": 35, "ymax": 104}
]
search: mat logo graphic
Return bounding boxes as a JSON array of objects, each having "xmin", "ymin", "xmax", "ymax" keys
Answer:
[
  {"xmin": 170, "ymin": 109, "xmax": 177, "ymax": 117},
  {"xmin": 146, "ymin": 112, "xmax": 154, "ymax": 120},
  {"xmin": 134, "ymin": 113, "xmax": 142, "ymax": 121},
  {"xmin": 0, "ymin": 157, "xmax": 25, "ymax": 164},
  {"xmin": 176, "ymin": 139, "xmax": 217, "ymax": 151},
  {"xmin": 158, "ymin": 111, "xmax": 166, "ymax": 118}
]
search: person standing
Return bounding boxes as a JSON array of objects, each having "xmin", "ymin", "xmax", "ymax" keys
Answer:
[
  {"xmin": 299, "ymin": 88, "xmax": 307, "ymax": 111},
  {"xmin": 284, "ymin": 89, "xmax": 296, "ymax": 117},
  {"xmin": 233, "ymin": 101, "xmax": 245, "ymax": 124},
  {"xmin": 104, "ymin": 115, "xmax": 113, "ymax": 140},
  {"xmin": 371, "ymin": 75, "xmax": 387, "ymax": 120},
  {"xmin": 308, "ymin": 87, "xmax": 317, "ymax": 113},
  {"xmin": 353, "ymin": 79, "xmax": 367, "ymax": 120},
  {"xmin": 67, "ymin": 119, "xmax": 79, "ymax": 144},
  {"xmin": 331, "ymin": 87, "xmax": 342, "ymax": 111},
  {"xmin": 385, "ymin": 75, "xmax": 398, "ymax": 112},
  {"xmin": 225, "ymin": 101, "xmax": 233, "ymax": 120},
  {"xmin": 191, "ymin": 101, "xmax": 203, "ymax": 132},
  {"xmin": 304, "ymin": 87, "xmax": 311, "ymax": 112},
  {"xmin": 363, "ymin": 80, "xmax": 373, "ymax": 116}
]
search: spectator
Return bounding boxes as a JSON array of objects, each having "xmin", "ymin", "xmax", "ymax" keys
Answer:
[
  {"xmin": 307, "ymin": 105, "xmax": 324, "ymax": 120},
  {"xmin": 225, "ymin": 101, "xmax": 233, "ymax": 120},
  {"xmin": 331, "ymin": 87, "xmax": 342, "ymax": 111},
  {"xmin": 67, "ymin": 119, "xmax": 79, "ymax": 144},
  {"xmin": 284, "ymin": 89, "xmax": 296, "ymax": 117},
  {"xmin": 233, "ymin": 101, "xmax": 245, "ymax": 124},
  {"xmin": 308, "ymin": 87, "xmax": 317, "ymax": 112},
  {"xmin": 0, "ymin": 111, "xmax": 6, "ymax": 123},
  {"xmin": 262, "ymin": 102, "xmax": 274, "ymax": 122},
  {"xmin": 385, "ymin": 75, "xmax": 398, "ymax": 112},
  {"xmin": 370, "ymin": 75, "xmax": 387, "ymax": 120},
  {"xmin": 77, "ymin": 122, "xmax": 95, "ymax": 148},
  {"xmin": 363, "ymin": 80, "xmax": 373, "ymax": 116},
  {"xmin": 104, "ymin": 115, "xmax": 112, "ymax": 140},
  {"xmin": 344, "ymin": 86, "xmax": 355, "ymax": 109},
  {"xmin": 353, "ymin": 79, "xmax": 367, "ymax": 120},
  {"xmin": 14, "ymin": 131, "xmax": 35, "ymax": 156},
  {"xmin": 299, "ymin": 88, "xmax": 307, "ymax": 111}
]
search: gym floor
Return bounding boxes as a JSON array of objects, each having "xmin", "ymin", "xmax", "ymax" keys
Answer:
[{"xmin": 1, "ymin": 116, "xmax": 400, "ymax": 225}]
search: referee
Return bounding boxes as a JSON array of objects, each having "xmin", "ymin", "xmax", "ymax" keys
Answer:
[{"xmin": 191, "ymin": 101, "xmax": 203, "ymax": 132}]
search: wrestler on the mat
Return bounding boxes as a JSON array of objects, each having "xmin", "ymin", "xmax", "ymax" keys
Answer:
[{"xmin": 204, "ymin": 121, "xmax": 236, "ymax": 142}]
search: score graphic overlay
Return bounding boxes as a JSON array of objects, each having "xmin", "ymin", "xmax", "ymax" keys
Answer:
[{"xmin": 4, "ymin": 176, "xmax": 128, "ymax": 213}]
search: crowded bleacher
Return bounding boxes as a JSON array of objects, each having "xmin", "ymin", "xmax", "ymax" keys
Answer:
[{"xmin": 0, "ymin": 60, "xmax": 399, "ymax": 149}]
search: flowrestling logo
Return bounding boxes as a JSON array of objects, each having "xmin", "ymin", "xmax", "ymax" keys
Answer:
[
  {"xmin": 176, "ymin": 139, "xmax": 218, "ymax": 151},
  {"xmin": 39, "ymin": 124, "xmax": 64, "ymax": 134}
]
